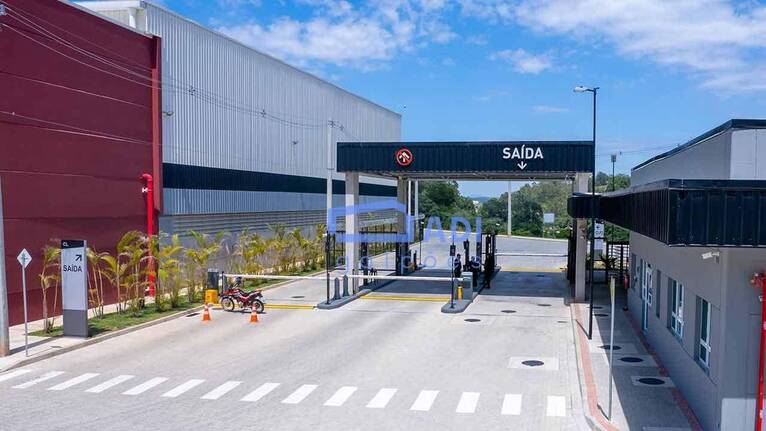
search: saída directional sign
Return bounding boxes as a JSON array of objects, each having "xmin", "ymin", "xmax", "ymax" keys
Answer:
[{"xmin": 61, "ymin": 240, "xmax": 89, "ymax": 337}]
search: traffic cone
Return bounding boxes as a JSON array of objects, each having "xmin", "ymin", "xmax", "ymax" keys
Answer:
[
  {"xmin": 250, "ymin": 305, "xmax": 259, "ymax": 324},
  {"xmin": 202, "ymin": 303, "xmax": 212, "ymax": 322}
]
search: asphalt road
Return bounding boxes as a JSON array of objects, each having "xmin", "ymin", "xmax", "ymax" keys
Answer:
[{"xmin": 0, "ymin": 235, "xmax": 584, "ymax": 431}]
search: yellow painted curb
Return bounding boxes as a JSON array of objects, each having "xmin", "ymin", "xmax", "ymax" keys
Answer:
[
  {"xmin": 361, "ymin": 295, "xmax": 448, "ymax": 302},
  {"xmin": 264, "ymin": 304, "xmax": 316, "ymax": 310}
]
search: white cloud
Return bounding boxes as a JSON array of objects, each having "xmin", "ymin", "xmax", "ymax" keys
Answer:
[
  {"xmin": 490, "ymin": 48, "xmax": 552, "ymax": 74},
  {"xmin": 504, "ymin": 0, "xmax": 766, "ymax": 92},
  {"xmin": 533, "ymin": 105, "xmax": 569, "ymax": 113},
  {"xmin": 466, "ymin": 34, "xmax": 488, "ymax": 45},
  {"xmin": 218, "ymin": 0, "xmax": 457, "ymax": 69}
]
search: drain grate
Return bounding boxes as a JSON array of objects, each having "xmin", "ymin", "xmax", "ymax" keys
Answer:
[
  {"xmin": 291, "ymin": 295, "xmax": 305, "ymax": 299},
  {"xmin": 590, "ymin": 306, "xmax": 603, "ymax": 310},
  {"xmin": 537, "ymin": 304, "xmax": 552, "ymax": 307},
  {"xmin": 594, "ymin": 313, "xmax": 609, "ymax": 317},
  {"xmin": 535, "ymin": 274, "xmax": 546, "ymax": 278},
  {"xmin": 464, "ymin": 318, "xmax": 481, "ymax": 323},
  {"xmin": 600, "ymin": 344, "xmax": 622, "ymax": 351},
  {"xmin": 521, "ymin": 360, "xmax": 545, "ymax": 367},
  {"xmin": 557, "ymin": 320, "xmax": 568, "ymax": 323},
  {"xmin": 501, "ymin": 310, "xmax": 516, "ymax": 313},
  {"xmin": 637, "ymin": 377, "xmax": 665, "ymax": 386},
  {"xmin": 619, "ymin": 357, "xmax": 644, "ymax": 363},
  {"xmin": 185, "ymin": 312, "xmax": 200, "ymax": 318}
]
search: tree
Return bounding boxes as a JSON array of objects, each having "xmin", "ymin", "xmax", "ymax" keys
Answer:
[{"xmin": 418, "ymin": 181, "xmax": 477, "ymax": 224}]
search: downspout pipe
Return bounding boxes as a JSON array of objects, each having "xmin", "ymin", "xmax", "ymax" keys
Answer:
[{"xmin": 141, "ymin": 173, "xmax": 155, "ymax": 297}]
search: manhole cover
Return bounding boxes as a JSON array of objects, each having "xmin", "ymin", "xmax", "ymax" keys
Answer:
[
  {"xmin": 464, "ymin": 318, "xmax": 481, "ymax": 323},
  {"xmin": 638, "ymin": 377, "xmax": 665, "ymax": 386},
  {"xmin": 600, "ymin": 344, "xmax": 622, "ymax": 351},
  {"xmin": 620, "ymin": 357, "xmax": 644, "ymax": 363},
  {"xmin": 501, "ymin": 310, "xmax": 516, "ymax": 313},
  {"xmin": 291, "ymin": 295, "xmax": 305, "ymax": 299},
  {"xmin": 537, "ymin": 304, "xmax": 551, "ymax": 307},
  {"xmin": 594, "ymin": 313, "xmax": 609, "ymax": 317},
  {"xmin": 185, "ymin": 312, "xmax": 200, "ymax": 318},
  {"xmin": 521, "ymin": 360, "xmax": 545, "ymax": 367}
]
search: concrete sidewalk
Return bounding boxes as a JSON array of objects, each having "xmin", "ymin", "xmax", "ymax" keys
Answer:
[{"xmin": 571, "ymin": 285, "xmax": 702, "ymax": 431}]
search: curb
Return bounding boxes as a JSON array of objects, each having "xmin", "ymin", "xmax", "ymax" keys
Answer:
[
  {"xmin": 0, "ymin": 305, "xmax": 205, "ymax": 373},
  {"xmin": 315, "ymin": 279, "xmax": 397, "ymax": 309}
]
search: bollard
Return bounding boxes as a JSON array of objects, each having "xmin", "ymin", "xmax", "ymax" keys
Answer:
[
  {"xmin": 457, "ymin": 283, "xmax": 463, "ymax": 300},
  {"xmin": 333, "ymin": 277, "xmax": 341, "ymax": 301},
  {"xmin": 326, "ymin": 272, "xmax": 331, "ymax": 305},
  {"xmin": 342, "ymin": 275, "xmax": 350, "ymax": 297}
]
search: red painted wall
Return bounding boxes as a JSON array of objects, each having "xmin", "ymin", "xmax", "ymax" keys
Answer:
[{"xmin": 0, "ymin": 0, "xmax": 161, "ymax": 325}]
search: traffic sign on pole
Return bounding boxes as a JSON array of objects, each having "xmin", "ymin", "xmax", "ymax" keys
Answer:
[{"xmin": 16, "ymin": 249, "xmax": 31, "ymax": 356}]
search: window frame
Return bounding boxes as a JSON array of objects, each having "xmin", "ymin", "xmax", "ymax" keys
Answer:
[
  {"xmin": 670, "ymin": 280, "xmax": 684, "ymax": 340},
  {"xmin": 698, "ymin": 298, "xmax": 711, "ymax": 369}
]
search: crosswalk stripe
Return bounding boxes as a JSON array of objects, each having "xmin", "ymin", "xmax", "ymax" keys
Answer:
[
  {"xmin": 0, "ymin": 369, "xmax": 32, "ymax": 383},
  {"xmin": 501, "ymin": 394, "xmax": 522, "ymax": 415},
  {"xmin": 201, "ymin": 381, "xmax": 241, "ymax": 400},
  {"xmin": 241, "ymin": 382, "xmax": 280, "ymax": 403},
  {"xmin": 366, "ymin": 388, "xmax": 397, "ymax": 409},
  {"xmin": 410, "ymin": 390, "xmax": 439, "ymax": 411},
  {"xmin": 85, "ymin": 375, "xmax": 135, "ymax": 393},
  {"xmin": 324, "ymin": 386, "xmax": 357, "ymax": 407},
  {"xmin": 48, "ymin": 373, "xmax": 99, "ymax": 391},
  {"xmin": 546, "ymin": 395, "xmax": 566, "ymax": 417},
  {"xmin": 123, "ymin": 377, "xmax": 168, "ymax": 395},
  {"xmin": 13, "ymin": 371, "xmax": 65, "ymax": 389},
  {"xmin": 456, "ymin": 392, "xmax": 480, "ymax": 413},
  {"xmin": 161, "ymin": 379, "xmax": 205, "ymax": 398},
  {"xmin": 282, "ymin": 384, "xmax": 318, "ymax": 404}
]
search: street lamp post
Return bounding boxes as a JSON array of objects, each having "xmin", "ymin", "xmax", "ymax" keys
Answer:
[{"xmin": 575, "ymin": 85, "xmax": 599, "ymax": 340}]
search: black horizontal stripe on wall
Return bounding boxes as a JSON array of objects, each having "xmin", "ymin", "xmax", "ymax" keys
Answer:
[{"xmin": 163, "ymin": 163, "xmax": 397, "ymax": 197}]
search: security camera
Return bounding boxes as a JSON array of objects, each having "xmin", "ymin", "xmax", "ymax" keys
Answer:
[{"xmin": 701, "ymin": 251, "xmax": 720, "ymax": 260}]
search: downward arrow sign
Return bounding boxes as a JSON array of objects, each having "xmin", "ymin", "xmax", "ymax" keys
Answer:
[{"xmin": 517, "ymin": 161, "xmax": 527, "ymax": 170}]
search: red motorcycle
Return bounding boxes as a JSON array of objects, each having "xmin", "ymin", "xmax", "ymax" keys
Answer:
[{"xmin": 220, "ymin": 278, "xmax": 265, "ymax": 313}]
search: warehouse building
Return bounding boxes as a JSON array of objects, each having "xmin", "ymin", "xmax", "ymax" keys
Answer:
[
  {"xmin": 572, "ymin": 120, "xmax": 766, "ymax": 430},
  {"xmin": 80, "ymin": 0, "xmax": 401, "ymax": 236}
]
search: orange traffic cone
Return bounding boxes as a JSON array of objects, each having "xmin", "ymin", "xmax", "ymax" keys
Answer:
[
  {"xmin": 202, "ymin": 303, "xmax": 212, "ymax": 322},
  {"xmin": 250, "ymin": 305, "xmax": 259, "ymax": 324}
]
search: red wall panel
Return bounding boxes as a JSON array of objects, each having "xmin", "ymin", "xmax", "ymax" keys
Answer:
[{"xmin": 0, "ymin": 0, "xmax": 161, "ymax": 325}]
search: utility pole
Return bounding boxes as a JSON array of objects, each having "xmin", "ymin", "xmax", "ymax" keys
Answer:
[
  {"xmin": 611, "ymin": 153, "xmax": 617, "ymax": 192},
  {"xmin": 0, "ymin": 176, "xmax": 8, "ymax": 357},
  {"xmin": 326, "ymin": 120, "xmax": 334, "ymax": 225},
  {"xmin": 507, "ymin": 181, "xmax": 512, "ymax": 236}
]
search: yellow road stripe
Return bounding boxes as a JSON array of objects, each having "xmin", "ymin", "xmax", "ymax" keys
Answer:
[
  {"xmin": 361, "ymin": 295, "xmax": 448, "ymax": 302},
  {"xmin": 265, "ymin": 304, "xmax": 316, "ymax": 310},
  {"xmin": 504, "ymin": 267, "xmax": 565, "ymax": 273}
]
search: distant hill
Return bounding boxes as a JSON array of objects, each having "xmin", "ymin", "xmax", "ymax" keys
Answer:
[{"xmin": 468, "ymin": 196, "xmax": 493, "ymax": 203}]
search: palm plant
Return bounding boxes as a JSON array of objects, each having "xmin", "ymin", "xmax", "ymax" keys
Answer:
[
  {"xmin": 151, "ymin": 233, "xmax": 185, "ymax": 310},
  {"xmin": 184, "ymin": 231, "xmax": 224, "ymax": 302},
  {"xmin": 86, "ymin": 247, "xmax": 108, "ymax": 318},
  {"xmin": 267, "ymin": 224, "xmax": 291, "ymax": 274},
  {"xmin": 38, "ymin": 243, "xmax": 60, "ymax": 333}
]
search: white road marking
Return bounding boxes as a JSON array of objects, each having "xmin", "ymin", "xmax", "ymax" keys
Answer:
[
  {"xmin": 282, "ymin": 384, "xmax": 318, "ymax": 404},
  {"xmin": 85, "ymin": 375, "xmax": 135, "ymax": 393},
  {"xmin": 13, "ymin": 371, "xmax": 65, "ymax": 389},
  {"xmin": 501, "ymin": 394, "xmax": 522, "ymax": 415},
  {"xmin": 123, "ymin": 377, "xmax": 168, "ymax": 395},
  {"xmin": 0, "ymin": 369, "xmax": 32, "ymax": 383},
  {"xmin": 366, "ymin": 388, "xmax": 397, "ymax": 409},
  {"xmin": 455, "ymin": 392, "xmax": 480, "ymax": 413},
  {"xmin": 324, "ymin": 386, "xmax": 357, "ymax": 407},
  {"xmin": 201, "ymin": 381, "xmax": 241, "ymax": 400},
  {"xmin": 241, "ymin": 382, "xmax": 280, "ymax": 403},
  {"xmin": 48, "ymin": 373, "xmax": 99, "ymax": 391},
  {"xmin": 546, "ymin": 395, "xmax": 567, "ymax": 417},
  {"xmin": 410, "ymin": 390, "xmax": 439, "ymax": 411},
  {"xmin": 161, "ymin": 379, "xmax": 205, "ymax": 398}
]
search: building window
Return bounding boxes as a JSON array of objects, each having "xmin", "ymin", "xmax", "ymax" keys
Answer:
[
  {"xmin": 630, "ymin": 253, "xmax": 638, "ymax": 290},
  {"xmin": 655, "ymin": 270, "xmax": 662, "ymax": 318},
  {"xmin": 670, "ymin": 280, "xmax": 684, "ymax": 340},
  {"xmin": 698, "ymin": 298, "xmax": 711, "ymax": 369}
]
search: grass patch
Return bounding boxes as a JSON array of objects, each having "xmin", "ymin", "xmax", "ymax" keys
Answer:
[{"xmin": 31, "ymin": 302, "xmax": 202, "ymax": 338}]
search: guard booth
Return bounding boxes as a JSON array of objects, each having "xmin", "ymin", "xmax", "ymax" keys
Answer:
[{"xmin": 332, "ymin": 140, "xmax": 595, "ymax": 301}]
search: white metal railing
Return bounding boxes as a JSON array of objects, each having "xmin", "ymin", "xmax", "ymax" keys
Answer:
[
  {"xmin": 494, "ymin": 252, "xmax": 567, "ymax": 257},
  {"xmin": 226, "ymin": 273, "xmax": 326, "ymax": 281}
]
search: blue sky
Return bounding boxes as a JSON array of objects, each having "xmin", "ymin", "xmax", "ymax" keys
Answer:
[{"xmin": 159, "ymin": 0, "xmax": 766, "ymax": 197}]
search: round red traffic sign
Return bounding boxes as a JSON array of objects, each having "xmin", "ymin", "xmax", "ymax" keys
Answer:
[{"xmin": 395, "ymin": 148, "xmax": 413, "ymax": 167}]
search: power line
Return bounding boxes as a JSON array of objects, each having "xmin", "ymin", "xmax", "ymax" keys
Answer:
[{"xmin": 0, "ymin": 111, "xmax": 152, "ymax": 145}]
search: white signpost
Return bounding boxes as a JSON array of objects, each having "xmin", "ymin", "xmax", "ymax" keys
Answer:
[
  {"xmin": 61, "ymin": 240, "xmax": 88, "ymax": 337},
  {"xmin": 594, "ymin": 221, "xmax": 605, "ymax": 256},
  {"xmin": 16, "ymin": 249, "xmax": 31, "ymax": 356}
]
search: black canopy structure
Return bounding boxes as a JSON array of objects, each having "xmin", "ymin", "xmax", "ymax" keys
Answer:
[{"xmin": 336, "ymin": 141, "xmax": 594, "ymax": 179}]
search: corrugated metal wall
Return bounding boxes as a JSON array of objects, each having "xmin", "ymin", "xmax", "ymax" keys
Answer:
[{"xmin": 81, "ymin": 1, "xmax": 401, "ymax": 230}]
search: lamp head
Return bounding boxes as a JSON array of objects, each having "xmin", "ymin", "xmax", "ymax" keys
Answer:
[{"xmin": 574, "ymin": 86, "xmax": 591, "ymax": 93}]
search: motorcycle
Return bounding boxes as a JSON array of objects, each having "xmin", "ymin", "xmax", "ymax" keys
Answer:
[{"xmin": 220, "ymin": 277, "xmax": 265, "ymax": 313}]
